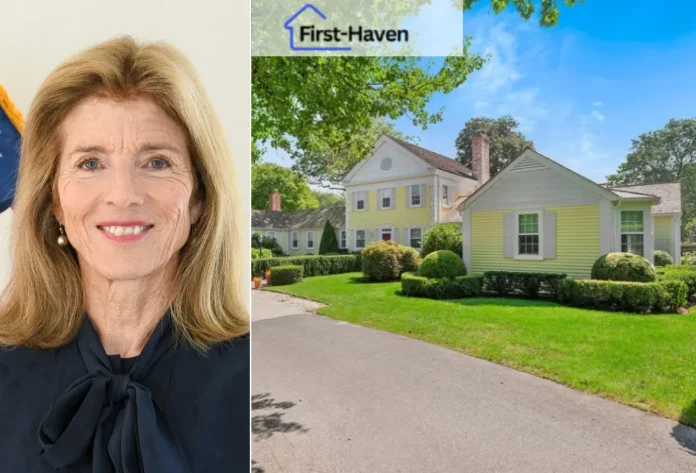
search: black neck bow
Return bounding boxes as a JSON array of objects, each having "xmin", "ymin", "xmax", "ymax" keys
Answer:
[{"xmin": 37, "ymin": 311, "xmax": 191, "ymax": 472}]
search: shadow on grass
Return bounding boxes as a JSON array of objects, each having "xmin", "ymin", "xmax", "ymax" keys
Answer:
[
  {"xmin": 674, "ymin": 401, "xmax": 696, "ymax": 455},
  {"xmin": 392, "ymin": 288, "xmax": 561, "ymax": 308},
  {"xmin": 252, "ymin": 392, "xmax": 310, "ymax": 441}
]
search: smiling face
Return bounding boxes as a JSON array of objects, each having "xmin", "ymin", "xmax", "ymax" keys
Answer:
[{"xmin": 53, "ymin": 95, "xmax": 201, "ymax": 281}]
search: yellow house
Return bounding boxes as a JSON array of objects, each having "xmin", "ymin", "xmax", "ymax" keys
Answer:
[
  {"xmin": 342, "ymin": 134, "xmax": 489, "ymax": 252},
  {"xmin": 457, "ymin": 148, "xmax": 682, "ymax": 279}
]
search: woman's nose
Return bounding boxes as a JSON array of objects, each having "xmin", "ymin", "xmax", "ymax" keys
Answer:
[{"xmin": 103, "ymin": 165, "xmax": 145, "ymax": 209}]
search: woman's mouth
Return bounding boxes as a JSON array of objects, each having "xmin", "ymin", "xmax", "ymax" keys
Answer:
[{"xmin": 96, "ymin": 224, "xmax": 154, "ymax": 242}]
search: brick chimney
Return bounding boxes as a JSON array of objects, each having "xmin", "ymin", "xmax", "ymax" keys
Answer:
[
  {"xmin": 471, "ymin": 130, "xmax": 490, "ymax": 185},
  {"xmin": 269, "ymin": 190, "xmax": 281, "ymax": 212}
]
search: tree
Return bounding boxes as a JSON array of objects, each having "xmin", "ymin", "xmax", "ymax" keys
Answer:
[
  {"xmin": 252, "ymin": 1, "xmax": 580, "ymax": 183},
  {"xmin": 318, "ymin": 220, "xmax": 339, "ymax": 254},
  {"xmin": 454, "ymin": 116, "xmax": 534, "ymax": 178},
  {"xmin": 251, "ymin": 162, "xmax": 319, "ymax": 211},
  {"xmin": 607, "ymin": 119, "xmax": 696, "ymax": 237},
  {"xmin": 420, "ymin": 223, "xmax": 463, "ymax": 259},
  {"xmin": 313, "ymin": 191, "xmax": 344, "ymax": 207}
]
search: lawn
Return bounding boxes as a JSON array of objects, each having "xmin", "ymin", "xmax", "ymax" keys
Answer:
[{"xmin": 266, "ymin": 272, "xmax": 696, "ymax": 427}]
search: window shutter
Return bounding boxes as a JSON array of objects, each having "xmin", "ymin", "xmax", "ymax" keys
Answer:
[
  {"xmin": 352, "ymin": 192, "xmax": 357, "ymax": 211},
  {"xmin": 504, "ymin": 213, "xmax": 515, "ymax": 258},
  {"xmin": 420, "ymin": 184, "xmax": 425, "ymax": 207},
  {"xmin": 363, "ymin": 191, "xmax": 368, "ymax": 211},
  {"xmin": 377, "ymin": 189, "xmax": 382, "ymax": 209},
  {"xmin": 543, "ymin": 211, "xmax": 556, "ymax": 259},
  {"xmin": 406, "ymin": 186, "xmax": 411, "ymax": 208},
  {"xmin": 394, "ymin": 228, "xmax": 399, "ymax": 243},
  {"xmin": 375, "ymin": 228, "xmax": 380, "ymax": 241}
]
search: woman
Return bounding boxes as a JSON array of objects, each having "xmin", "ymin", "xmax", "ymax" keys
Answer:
[{"xmin": 0, "ymin": 36, "xmax": 249, "ymax": 472}]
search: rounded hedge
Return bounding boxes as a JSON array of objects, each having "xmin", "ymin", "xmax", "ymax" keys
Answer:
[
  {"xmin": 591, "ymin": 252, "xmax": 657, "ymax": 283},
  {"xmin": 653, "ymin": 250, "xmax": 673, "ymax": 267},
  {"xmin": 419, "ymin": 250, "xmax": 467, "ymax": 279},
  {"xmin": 362, "ymin": 241, "xmax": 402, "ymax": 281}
]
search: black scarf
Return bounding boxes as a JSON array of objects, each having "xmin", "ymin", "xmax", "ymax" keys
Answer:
[{"xmin": 37, "ymin": 312, "xmax": 191, "ymax": 472}]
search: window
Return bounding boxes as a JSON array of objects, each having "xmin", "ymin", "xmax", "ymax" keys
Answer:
[
  {"xmin": 291, "ymin": 231, "xmax": 299, "ymax": 249},
  {"xmin": 354, "ymin": 191, "xmax": 367, "ymax": 211},
  {"xmin": 380, "ymin": 227, "xmax": 393, "ymax": 241},
  {"xmin": 340, "ymin": 230, "xmax": 346, "ymax": 249},
  {"xmin": 265, "ymin": 231, "xmax": 276, "ymax": 239},
  {"xmin": 409, "ymin": 228, "xmax": 422, "ymax": 249},
  {"xmin": 355, "ymin": 230, "xmax": 366, "ymax": 249},
  {"xmin": 380, "ymin": 188, "xmax": 393, "ymax": 210},
  {"xmin": 621, "ymin": 210, "xmax": 644, "ymax": 256},
  {"xmin": 518, "ymin": 213, "xmax": 540, "ymax": 256},
  {"xmin": 442, "ymin": 185, "xmax": 450, "ymax": 205},
  {"xmin": 306, "ymin": 231, "xmax": 315, "ymax": 249},
  {"xmin": 410, "ymin": 184, "xmax": 422, "ymax": 207}
]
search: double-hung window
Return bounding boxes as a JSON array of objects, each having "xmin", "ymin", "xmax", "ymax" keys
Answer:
[
  {"xmin": 379, "ymin": 188, "xmax": 394, "ymax": 210},
  {"xmin": 306, "ymin": 231, "xmax": 315, "ymax": 249},
  {"xmin": 354, "ymin": 191, "xmax": 367, "ymax": 211},
  {"xmin": 621, "ymin": 211, "xmax": 644, "ymax": 256},
  {"xmin": 265, "ymin": 231, "xmax": 276, "ymax": 239},
  {"xmin": 442, "ymin": 185, "xmax": 450, "ymax": 205},
  {"xmin": 291, "ymin": 231, "xmax": 299, "ymax": 249},
  {"xmin": 340, "ymin": 230, "xmax": 347, "ymax": 249},
  {"xmin": 355, "ymin": 230, "xmax": 366, "ymax": 250},
  {"xmin": 410, "ymin": 184, "xmax": 422, "ymax": 207},
  {"xmin": 518, "ymin": 213, "xmax": 540, "ymax": 256},
  {"xmin": 409, "ymin": 228, "xmax": 423, "ymax": 249}
]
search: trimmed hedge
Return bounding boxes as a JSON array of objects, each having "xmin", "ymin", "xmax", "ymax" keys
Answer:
[
  {"xmin": 401, "ymin": 272, "xmax": 483, "ymax": 299},
  {"xmin": 482, "ymin": 271, "xmax": 567, "ymax": 299},
  {"xmin": 660, "ymin": 270, "xmax": 696, "ymax": 300},
  {"xmin": 560, "ymin": 278, "xmax": 688, "ymax": 313},
  {"xmin": 362, "ymin": 241, "xmax": 421, "ymax": 281},
  {"xmin": 654, "ymin": 250, "xmax": 673, "ymax": 267},
  {"xmin": 252, "ymin": 255, "xmax": 360, "ymax": 278},
  {"xmin": 419, "ymin": 250, "xmax": 466, "ymax": 279},
  {"xmin": 269, "ymin": 265, "xmax": 304, "ymax": 286},
  {"xmin": 591, "ymin": 252, "xmax": 657, "ymax": 282}
]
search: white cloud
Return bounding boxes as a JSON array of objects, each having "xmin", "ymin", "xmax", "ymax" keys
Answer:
[
  {"xmin": 591, "ymin": 110, "xmax": 605, "ymax": 122},
  {"xmin": 469, "ymin": 22, "xmax": 521, "ymax": 95},
  {"xmin": 593, "ymin": 101, "xmax": 603, "ymax": 107},
  {"xmin": 473, "ymin": 100, "xmax": 490, "ymax": 113},
  {"xmin": 494, "ymin": 88, "xmax": 549, "ymax": 133}
]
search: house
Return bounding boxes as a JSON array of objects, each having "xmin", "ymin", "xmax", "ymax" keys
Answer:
[
  {"xmin": 341, "ymin": 134, "xmax": 490, "ymax": 252},
  {"xmin": 251, "ymin": 191, "xmax": 346, "ymax": 255},
  {"xmin": 458, "ymin": 145, "xmax": 682, "ymax": 279}
]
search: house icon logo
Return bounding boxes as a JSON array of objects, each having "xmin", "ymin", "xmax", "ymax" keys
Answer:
[{"xmin": 284, "ymin": 4, "xmax": 352, "ymax": 51}]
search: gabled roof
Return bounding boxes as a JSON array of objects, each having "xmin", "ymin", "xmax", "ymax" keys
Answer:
[
  {"xmin": 458, "ymin": 148, "xmax": 623, "ymax": 212},
  {"xmin": 252, "ymin": 205, "xmax": 345, "ymax": 230},
  {"xmin": 602, "ymin": 182, "xmax": 681, "ymax": 214},
  {"xmin": 388, "ymin": 136, "xmax": 475, "ymax": 179}
]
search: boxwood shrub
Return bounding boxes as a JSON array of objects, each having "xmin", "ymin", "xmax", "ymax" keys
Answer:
[
  {"xmin": 269, "ymin": 265, "xmax": 304, "ymax": 286},
  {"xmin": 362, "ymin": 241, "xmax": 421, "ymax": 281},
  {"xmin": 591, "ymin": 252, "xmax": 657, "ymax": 282},
  {"xmin": 659, "ymin": 270, "xmax": 696, "ymax": 300},
  {"xmin": 482, "ymin": 271, "xmax": 568, "ymax": 299},
  {"xmin": 401, "ymin": 272, "xmax": 483, "ymax": 299},
  {"xmin": 252, "ymin": 255, "xmax": 360, "ymax": 278},
  {"xmin": 560, "ymin": 278, "xmax": 687, "ymax": 313},
  {"xmin": 419, "ymin": 250, "xmax": 466, "ymax": 279}
]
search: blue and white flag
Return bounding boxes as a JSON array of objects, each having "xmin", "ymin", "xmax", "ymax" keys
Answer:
[{"xmin": 0, "ymin": 84, "xmax": 23, "ymax": 214}]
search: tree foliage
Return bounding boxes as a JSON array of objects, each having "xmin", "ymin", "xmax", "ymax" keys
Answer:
[
  {"xmin": 454, "ymin": 116, "xmax": 534, "ymax": 177},
  {"xmin": 251, "ymin": 162, "xmax": 319, "ymax": 211},
  {"xmin": 607, "ymin": 119, "xmax": 696, "ymax": 236},
  {"xmin": 319, "ymin": 220, "xmax": 339, "ymax": 255},
  {"xmin": 313, "ymin": 191, "xmax": 344, "ymax": 207}
]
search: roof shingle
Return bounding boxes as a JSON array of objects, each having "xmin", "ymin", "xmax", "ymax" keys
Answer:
[
  {"xmin": 252, "ymin": 206, "xmax": 345, "ymax": 230},
  {"xmin": 603, "ymin": 182, "xmax": 682, "ymax": 214}
]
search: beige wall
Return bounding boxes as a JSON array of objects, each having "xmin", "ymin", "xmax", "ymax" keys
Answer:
[{"xmin": 0, "ymin": 0, "xmax": 250, "ymax": 309}]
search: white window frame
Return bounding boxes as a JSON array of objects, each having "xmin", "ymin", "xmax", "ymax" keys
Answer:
[
  {"xmin": 353, "ymin": 191, "xmax": 367, "ymax": 212},
  {"xmin": 265, "ymin": 231, "xmax": 276, "ymax": 239},
  {"xmin": 291, "ymin": 231, "xmax": 299, "ymax": 249},
  {"xmin": 354, "ymin": 229, "xmax": 367, "ymax": 250},
  {"xmin": 620, "ymin": 210, "xmax": 645, "ymax": 256},
  {"xmin": 340, "ymin": 230, "xmax": 347, "ymax": 249},
  {"xmin": 408, "ymin": 227, "xmax": 424, "ymax": 249},
  {"xmin": 409, "ymin": 184, "xmax": 423, "ymax": 208},
  {"xmin": 306, "ymin": 231, "xmax": 315, "ymax": 249},
  {"xmin": 379, "ymin": 188, "xmax": 394, "ymax": 210},
  {"xmin": 441, "ymin": 185, "xmax": 450, "ymax": 206},
  {"xmin": 379, "ymin": 225, "xmax": 394, "ymax": 241},
  {"xmin": 514, "ymin": 210, "xmax": 544, "ymax": 260}
]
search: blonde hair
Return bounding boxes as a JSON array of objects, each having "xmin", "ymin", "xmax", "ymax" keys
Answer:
[{"xmin": 0, "ymin": 36, "xmax": 249, "ymax": 350}]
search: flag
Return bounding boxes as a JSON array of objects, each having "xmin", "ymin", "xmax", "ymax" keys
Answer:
[{"xmin": 0, "ymin": 84, "xmax": 23, "ymax": 213}]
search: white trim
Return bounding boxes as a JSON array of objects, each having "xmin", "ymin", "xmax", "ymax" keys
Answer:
[
  {"xmin": 408, "ymin": 183, "xmax": 424, "ymax": 208},
  {"xmin": 306, "ymin": 230, "xmax": 315, "ymax": 250},
  {"xmin": 290, "ymin": 231, "xmax": 300, "ymax": 249},
  {"xmin": 673, "ymin": 215, "xmax": 682, "ymax": 264},
  {"xmin": 514, "ymin": 209, "xmax": 544, "ymax": 260},
  {"xmin": 599, "ymin": 200, "xmax": 613, "ymax": 255},
  {"xmin": 462, "ymin": 208, "xmax": 471, "ymax": 271},
  {"xmin": 378, "ymin": 224, "xmax": 395, "ymax": 241},
  {"xmin": 353, "ymin": 191, "xmax": 368, "ymax": 212},
  {"xmin": 406, "ymin": 226, "xmax": 424, "ymax": 249},
  {"xmin": 618, "ymin": 209, "xmax": 646, "ymax": 257},
  {"xmin": 441, "ymin": 184, "xmax": 450, "ymax": 206},
  {"xmin": 353, "ymin": 228, "xmax": 367, "ymax": 250},
  {"xmin": 342, "ymin": 136, "xmax": 390, "ymax": 183},
  {"xmin": 378, "ymin": 187, "xmax": 394, "ymax": 210}
]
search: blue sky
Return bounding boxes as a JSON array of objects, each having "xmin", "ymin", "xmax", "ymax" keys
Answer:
[{"xmin": 264, "ymin": 1, "xmax": 696, "ymax": 184}]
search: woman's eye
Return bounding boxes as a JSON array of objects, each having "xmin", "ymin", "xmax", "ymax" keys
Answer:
[
  {"xmin": 79, "ymin": 159, "xmax": 100, "ymax": 171},
  {"xmin": 148, "ymin": 158, "xmax": 170, "ymax": 169}
]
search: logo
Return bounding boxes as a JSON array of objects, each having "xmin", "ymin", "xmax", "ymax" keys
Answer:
[{"xmin": 284, "ymin": 3, "xmax": 409, "ymax": 52}]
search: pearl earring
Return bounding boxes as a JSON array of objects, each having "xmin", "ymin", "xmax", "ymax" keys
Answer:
[{"xmin": 57, "ymin": 225, "xmax": 68, "ymax": 247}]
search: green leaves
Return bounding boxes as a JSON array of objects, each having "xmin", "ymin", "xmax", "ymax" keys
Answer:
[{"xmin": 251, "ymin": 163, "xmax": 319, "ymax": 211}]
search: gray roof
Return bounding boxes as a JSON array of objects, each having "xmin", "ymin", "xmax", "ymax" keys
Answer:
[
  {"xmin": 603, "ymin": 182, "xmax": 682, "ymax": 214},
  {"xmin": 389, "ymin": 137, "xmax": 475, "ymax": 179},
  {"xmin": 252, "ymin": 205, "xmax": 345, "ymax": 230}
]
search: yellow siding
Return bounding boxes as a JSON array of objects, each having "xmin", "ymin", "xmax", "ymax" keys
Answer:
[
  {"xmin": 654, "ymin": 216, "xmax": 672, "ymax": 253},
  {"xmin": 471, "ymin": 205, "xmax": 600, "ymax": 279},
  {"xmin": 349, "ymin": 185, "xmax": 431, "ymax": 229}
]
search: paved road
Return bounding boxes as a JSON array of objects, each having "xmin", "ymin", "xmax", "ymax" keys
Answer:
[{"xmin": 252, "ymin": 290, "xmax": 696, "ymax": 473}]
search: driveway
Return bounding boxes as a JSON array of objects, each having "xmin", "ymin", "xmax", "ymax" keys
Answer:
[{"xmin": 252, "ymin": 290, "xmax": 696, "ymax": 473}]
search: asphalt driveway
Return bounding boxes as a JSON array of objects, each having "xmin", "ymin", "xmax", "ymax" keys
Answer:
[{"xmin": 252, "ymin": 290, "xmax": 696, "ymax": 473}]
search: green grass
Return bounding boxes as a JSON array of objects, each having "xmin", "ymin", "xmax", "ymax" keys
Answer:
[{"xmin": 266, "ymin": 272, "xmax": 696, "ymax": 427}]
